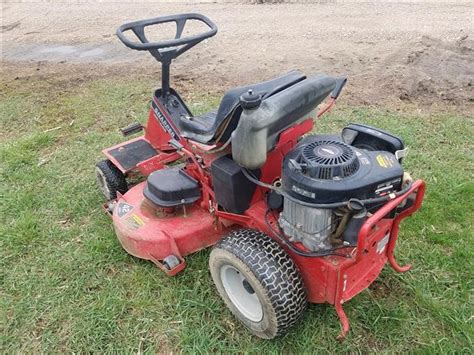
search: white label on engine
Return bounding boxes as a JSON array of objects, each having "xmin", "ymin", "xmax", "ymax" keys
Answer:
[
  {"xmin": 291, "ymin": 185, "xmax": 316, "ymax": 199},
  {"xmin": 377, "ymin": 233, "xmax": 390, "ymax": 254},
  {"xmin": 375, "ymin": 184, "xmax": 393, "ymax": 195}
]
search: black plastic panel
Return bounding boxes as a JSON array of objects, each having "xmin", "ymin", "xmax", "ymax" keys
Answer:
[
  {"xmin": 154, "ymin": 88, "xmax": 192, "ymax": 133},
  {"xmin": 211, "ymin": 156, "xmax": 260, "ymax": 214}
]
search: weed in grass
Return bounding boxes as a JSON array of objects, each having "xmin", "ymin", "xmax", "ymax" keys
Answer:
[{"xmin": 1, "ymin": 76, "xmax": 473, "ymax": 352}]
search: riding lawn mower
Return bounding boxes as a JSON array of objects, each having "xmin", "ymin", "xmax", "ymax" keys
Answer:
[{"xmin": 95, "ymin": 13, "xmax": 426, "ymax": 339}]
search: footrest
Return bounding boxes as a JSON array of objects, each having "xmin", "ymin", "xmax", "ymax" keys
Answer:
[
  {"xmin": 107, "ymin": 139, "xmax": 158, "ymax": 170},
  {"xmin": 144, "ymin": 168, "xmax": 200, "ymax": 207}
]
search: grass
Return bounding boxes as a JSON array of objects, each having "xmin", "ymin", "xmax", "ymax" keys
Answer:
[{"xmin": 1, "ymin": 74, "xmax": 473, "ymax": 353}]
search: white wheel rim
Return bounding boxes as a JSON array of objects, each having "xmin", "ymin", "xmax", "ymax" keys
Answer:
[
  {"xmin": 95, "ymin": 167, "xmax": 111, "ymax": 200},
  {"xmin": 220, "ymin": 264, "xmax": 263, "ymax": 322}
]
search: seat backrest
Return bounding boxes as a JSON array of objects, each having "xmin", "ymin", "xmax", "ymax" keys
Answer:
[{"xmin": 231, "ymin": 75, "xmax": 336, "ymax": 169}]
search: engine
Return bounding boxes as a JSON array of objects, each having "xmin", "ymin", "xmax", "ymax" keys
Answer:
[{"xmin": 278, "ymin": 135, "xmax": 404, "ymax": 251}]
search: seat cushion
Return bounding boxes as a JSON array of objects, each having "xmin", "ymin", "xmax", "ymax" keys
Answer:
[
  {"xmin": 179, "ymin": 70, "xmax": 306, "ymax": 143},
  {"xmin": 179, "ymin": 109, "xmax": 217, "ymax": 135}
]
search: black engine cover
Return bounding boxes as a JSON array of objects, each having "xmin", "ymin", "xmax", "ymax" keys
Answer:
[{"xmin": 282, "ymin": 135, "xmax": 404, "ymax": 203}]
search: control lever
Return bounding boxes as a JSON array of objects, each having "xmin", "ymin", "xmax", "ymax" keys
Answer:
[{"xmin": 169, "ymin": 139, "xmax": 184, "ymax": 150}]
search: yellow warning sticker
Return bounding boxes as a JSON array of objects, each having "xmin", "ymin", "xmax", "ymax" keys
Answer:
[
  {"xmin": 125, "ymin": 214, "xmax": 145, "ymax": 230},
  {"xmin": 376, "ymin": 154, "xmax": 394, "ymax": 168}
]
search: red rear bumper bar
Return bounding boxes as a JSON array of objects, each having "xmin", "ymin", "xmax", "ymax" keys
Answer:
[{"xmin": 335, "ymin": 179, "xmax": 426, "ymax": 339}]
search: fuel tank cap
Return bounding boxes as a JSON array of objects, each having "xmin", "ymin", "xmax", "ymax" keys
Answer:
[{"xmin": 240, "ymin": 89, "xmax": 262, "ymax": 110}]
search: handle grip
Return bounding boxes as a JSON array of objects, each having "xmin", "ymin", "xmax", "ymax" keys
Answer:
[
  {"xmin": 331, "ymin": 77, "xmax": 347, "ymax": 99},
  {"xmin": 120, "ymin": 122, "xmax": 143, "ymax": 136}
]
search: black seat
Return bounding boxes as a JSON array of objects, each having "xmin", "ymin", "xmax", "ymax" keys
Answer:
[{"xmin": 179, "ymin": 71, "xmax": 306, "ymax": 144}]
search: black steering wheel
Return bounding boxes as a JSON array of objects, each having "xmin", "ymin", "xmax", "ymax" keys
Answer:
[{"xmin": 116, "ymin": 13, "xmax": 218, "ymax": 63}]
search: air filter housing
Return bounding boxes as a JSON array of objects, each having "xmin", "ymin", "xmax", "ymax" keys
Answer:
[{"xmin": 300, "ymin": 140, "xmax": 359, "ymax": 179}]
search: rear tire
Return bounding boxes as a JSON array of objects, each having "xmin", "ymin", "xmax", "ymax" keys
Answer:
[
  {"xmin": 95, "ymin": 160, "xmax": 127, "ymax": 200},
  {"xmin": 209, "ymin": 229, "xmax": 307, "ymax": 339}
]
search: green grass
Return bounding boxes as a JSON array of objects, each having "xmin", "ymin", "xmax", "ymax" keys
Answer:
[{"xmin": 1, "ymin": 75, "xmax": 473, "ymax": 353}]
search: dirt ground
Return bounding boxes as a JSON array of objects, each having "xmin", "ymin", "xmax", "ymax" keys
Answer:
[{"xmin": 1, "ymin": 1, "xmax": 473, "ymax": 112}]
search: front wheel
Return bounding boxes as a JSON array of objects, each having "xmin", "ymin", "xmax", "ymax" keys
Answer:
[
  {"xmin": 95, "ymin": 159, "xmax": 128, "ymax": 200},
  {"xmin": 209, "ymin": 229, "xmax": 307, "ymax": 339}
]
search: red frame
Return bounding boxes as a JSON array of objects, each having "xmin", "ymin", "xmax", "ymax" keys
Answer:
[{"xmin": 102, "ymin": 98, "xmax": 426, "ymax": 338}]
